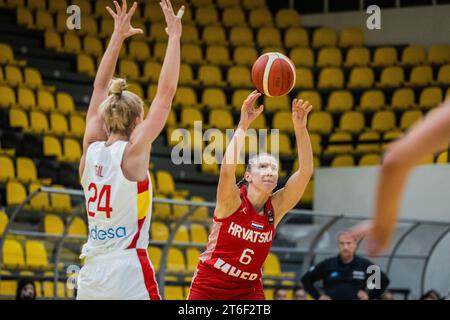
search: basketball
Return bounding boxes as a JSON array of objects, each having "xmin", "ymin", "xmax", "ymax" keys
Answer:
[{"xmin": 251, "ymin": 52, "xmax": 297, "ymax": 97}]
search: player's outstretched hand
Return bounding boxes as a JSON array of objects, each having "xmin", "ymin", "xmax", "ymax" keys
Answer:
[
  {"xmin": 106, "ymin": 0, "xmax": 143, "ymax": 40},
  {"xmin": 348, "ymin": 220, "xmax": 387, "ymax": 256},
  {"xmin": 292, "ymin": 99, "xmax": 312, "ymax": 128},
  {"xmin": 160, "ymin": 0, "xmax": 183, "ymax": 38},
  {"xmin": 239, "ymin": 90, "xmax": 264, "ymax": 129}
]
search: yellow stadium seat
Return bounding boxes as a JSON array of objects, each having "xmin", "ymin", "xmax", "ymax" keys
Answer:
[
  {"xmin": 201, "ymin": 154, "xmax": 220, "ymax": 175},
  {"xmin": 233, "ymin": 46, "xmax": 258, "ymax": 66},
  {"xmin": 339, "ymin": 27, "xmax": 364, "ymax": 48},
  {"xmin": 275, "ymin": 9, "xmax": 301, "ymax": 28},
  {"xmin": 173, "ymin": 225, "xmax": 189, "ymax": 243},
  {"xmin": 202, "ymin": 88, "xmax": 227, "ymax": 109},
  {"xmin": 356, "ymin": 131, "xmax": 380, "ymax": 153},
  {"xmin": 419, "ymin": 87, "xmax": 443, "ymax": 109},
  {"xmin": 149, "ymin": 23, "xmax": 167, "ymax": 43},
  {"xmin": 272, "ymin": 111, "xmax": 294, "ymax": 133},
  {"xmin": 186, "ymin": 248, "xmax": 201, "ymax": 273},
  {"xmin": 77, "ymin": 54, "xmax": 95, "ymax": 76},
  {"xmin": 295, "ymin": 68, "xmax": 314, "ymax": 89},
  {"xmin": 344, "ymin": 47, "xmax": 370, "ymax": 67},
  {"xmin": 0, "ymin": 43, "xmax": 15, "ymax": 64},
  {"xmin": 44, "ymin": 214, "xmax": 64, "ymax": 235},
  {"xmin": 148, "ymin": 246, "xmax": 161, "ymax": 272},
  {"xmin": 264, "ymin": 95, "xmax": 289, "ymax": 112},
  {"xmin": 28, "ymin": 183, "xmax": 50, "ymax": 211},
  {"xmin": 436, "ymin": 151, "xmax": 448, "ymax": 164},
  {"xmin": 127, "ymin": 82, "xmax": 144, "ymax": 100},
  {"xmin": 359, "ymin": 153, "xmax": 381, "ymax": 166},
  {"xmin": 206, "ymin": 46, "xmax": 231, "ymax": 66},
  {"xmin": 49, "ymin": 112, "xmax": 69, "ymax": 136},
  {"xmin": 326, "ymin": 90, "xmax": 353, "ymax": 113},
  {"xmin": 25, "ymin": 240, "xmax": 48, "ymax": 269},
  {"xmin": 151, "ymin": 222, "xmax": 169, "ymax": 242},
  {"xmin": 257, "ymin": 27, "xmax": 282, "ymax": 48},
  {"xmin": 0, "ymin": 85, "xmax": 16, "ymax": 108},
  {"xmin": 42, "ymin": 271, "xmax": 66, "ymax": 298},
  {"xmin": 167, "ymin": 248, "xmax": 186, "ymax": 273},
  {"xmin": 156, "ymin": 171, "xmax": 176, "ymax": 196},
  {"xmin": 43, "ymin": 135, "xmax": 62, "ymax": 160},
  {"xmin": 180, "ymin": 107, "xmax": 202, "ymax": 128},
  {"xmin": 6, "ymin": 181, "xmax": 27, "ymax": 206},
  {"xmin": 331, "ymin": 155, "xmax": 355, "ymax": 167},
  {"xmin": 242, "ymin": 0, "xmax": 266, "ymax": 9},
  {"xmin": 427, "ymin": 44, "xmax": 450, "ymax": 65},
  {"xmin": 263, "ymin": 253, "xmax": 280, "ymax": 276},
  {"xmin": 400, "ymin": 110, "xmax": 422, "ymax": 130},
  {"xmin": 249, "ymin": 112, "xmax": 267, "ymax": 130},
  {"xmin": 217, "ymin": 0, "xmax": 240, "ymax": 9},
  {"xmin": 317, "ymin": 47, "xmax": 342, "ymax": 67},
  {"xmin": 297, "ymin": 90, "xmax": 322, "ymax": 111},
  {"xmin": 72, "ymin": 0, "xmax": 91, "ymax": 14},
  {"xmin": 222, "ymin": 7, "xmax": 246, "ymax": 28},
  {"xmin": 3, "ymin": 239, "xmax": 25, "ymax": 268},
  {"xmin": 190, "ymin": 224, "xmax": 208, "ymax": 244},
  {"xmin": 312, "ymin": 27, "xmax": 337, "ymax": 48},
  {"xmin": 165, "ymin": 285, "xmax": 185, "ymax": 300},
  {"xmin": 189, "ymin": 196, "xmax": 209, "ymax": 221},
  {"xmin": 69, "ymin": 115, "xmax": 85, "ymax": 138},
  {"xmin": 290, "ymin": 47, "xmax": 314, "ymax": 68},
  {"xmin": 94, "ymin": 0, "xmax": 118, "ymax": 17},
  {"xmin": 68, "ymin": 217, "xmax": 87, "ymax": 237},
  {"xmin": 309, "ymin": 134, "xmax": 322, "ymax": 156},
  {"xmin": 371, "ymin": 110, "xmax": 396, "ymax": 133},
  {"xmin": 382, "ymin": 130, "xmax": 403, "ymax": 150},
  {"xmin": 0, "ymin": 211, "xmax": 8, "ymax": 236},
  {"xmin": 174, "ymin": 86, "xmax": 198, "ymax": 108},
  {"xmin": 325, "ymin": 132, "xmax": 353, "ymax": 155},
  {"xmin": 17, "ymin": 87, "xmax": 36, "ymax": 110},
  {"xmin": 63, "ymin": 32, "xmax": 82, "ymax": 54},
  {"xmin": 407, "ymin": 65, "xmax": 433, "ymax": 87},
  {"xmin": 56, "ymin": 92, "xmax": 75, "ymax": 115},
  {"xmin": 37, "ymin": 90, "xmax": 56, "ymax": 112},
  {"xmin": 0, "ymin": 155, "xmax": 15, "ymax": 182},
  {"xmin": 437, "ymin": 64, "xmax": 450, "ymax": 85},
  {"xmin": 209, "ymin": 109, "xmax": 233, "ymax": 130},
  {"xmin": 284, "ymin": 27, "xmax": 308, "ymax": 48},
  {"xmin": 16, "ymin": 7, "xmax": 33, "ymax": 28},
  {"xmin": 202, "ymin": 25, "xmax": 227, "ymax": 46},
  {"xmin": 181, "ymin": 24, "xmax": 200, "ymax": 45},
  {"xmin": 143, "ymin": 3, "xmax": 164, "ymax": 22},
  {"xmin": 35, "ymin": 9, "xmax": 54, "ymax": 30},
  {"xmin": 82, "ymin": 36, "xmax": 103, "ymax": 58},
  {"xmin": 373, "ymin": 47, "xmax": 398, "ymax": 67},
  {"xmin": 391, "ymin": 88, "xmax": 415, "ymax": 110},
  {"xmin": 196, "ymin": 6, "xmax": 219, "ymax": 26},
  {"xmin": 99, "ymin": 17, "xmax": 114, "ymax": 38},
  {"xmin": 198, "ymin": 65, "xmax": 225, "ymax": 86},
  {"xmin": 178, "ymin": 63, "xmax": 196, "ymax": 86},
  {"xmin": 249, "ymin": 8, "xmax": 273, "ymax": 28},
  {"xmin": 44, "ymin": 30, "xmax": 62, "ymax": 51},
  {"xmin": 55, "ymin": 12, "xmax": 68, "ymax": 33},
  {"xmin": 401, "ymin": 45, "xmax": 426, "ymax": 65},
  {"xmin": 28, "ymin": 0, "xmax": 46, "ymax": 10},
  {"xmin": 63, "ymin": 138, "xmax": 82, "ymax": 163},
  {"xmin": 227, "ymin": 65, "xmax": 252, "ymax": 87},
  {"xmin": 230, "ymin": 26, "xmax": 254, "ymax": 47},
  {"xmin": 5, "ymin": 65, "xmax": 23, "ymax": 87},
  {"xmin": 24, "ymin": 68, "xmax": 44, "ymax": 90},
  {"xmin": 377, "ymin": 66, "xmax": 405, "ymax": 88},
  {"xmin": 358, "ymin": 90, "xmax": 385, "ymax": 111},
  {"xmin": 232, "ymin": 89, "xmax": 252, "ymax": 110},
  {"xmin": 142, "ymin": 61, "xmax": 161, "ymax": 84},
  {"xmin": 172, "ymin": 195, "xmax": 190, "ymax": 219},
  {"xmin": 339, "ymin": 111, "xmax": 365, "ymax": 134},
  {"xmin": 181, "ymin": 44, "xmax": 203, "ymax": 64},
  {"xmin": 16, "ymin": 157, "xmax": 38, "ymax": 183},
  {"xmin": 9, "ymin": 109, "xmax": 29, "ymax": 131},
  {"xmin": 318, "ymin": 67, "xmax": 344, "ymax": 89},
  {"xmin": 50, "ymin": 185, "xmax": 72, "ymax": 213},
  {"xmin": 119, "ymin": 59, "xmax": 140, "ymax": 81},
  {"xmin": 308, "ymin": 112, "xmax": 333, "ymax": 135},
  {"xmin": 29, "ymin": 110, "xmax": 49, "ymax": 134},
  {"xmin": 347, "ymin": 67, "xmax": 374, "ymax": 89}
]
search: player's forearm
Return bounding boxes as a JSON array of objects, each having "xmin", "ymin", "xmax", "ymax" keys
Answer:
[
  {"xmin": 93, "ymin": 33, "xmax": 123, "ymax": 91},
  {"xmin": 294, "ymin": 125, "xmax": 314, "ymax": 177},
  {"xmin": 221, "ymin": 126, "xmax": 246, "ymax": 172},
  {"xmin": 156, "ymin": 36, "xmax": 181, "ymax": 100}
]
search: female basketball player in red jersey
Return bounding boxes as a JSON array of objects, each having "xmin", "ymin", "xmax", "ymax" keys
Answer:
[
  {"xmin": 350, "ymin": 98, "xmax": 450, "ymax": 256},
  {"xmin": 76, "ymin": 0, "xmax": 182, "ymax": 299},
  {"xmin": 188, "ymin": 91, "xmax": 314, "ymax": 300}
]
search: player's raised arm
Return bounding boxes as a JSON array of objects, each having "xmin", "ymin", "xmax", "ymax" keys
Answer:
[
  {"xmin": 128, "ymin": 0, "xmax": 182, "ymax": 151},
  {"xmin": 215, "ymin": 91, "xmax": 264, "ymax": 219},
  {"xmin": 271, "ymin": 99, "xmax": 314, "ymax": 227},
  {"xmin": 79, "ymin": 0, "xmax": 143, "ymax": 176},
  {"xmin": 351, "ymin": 98, "xmax": 450, "ymax": 255}
]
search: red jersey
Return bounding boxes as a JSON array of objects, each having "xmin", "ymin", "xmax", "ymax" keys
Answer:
[{"xmin": 197, "ymin": 186, "xmax": 275, "ymax": 284}]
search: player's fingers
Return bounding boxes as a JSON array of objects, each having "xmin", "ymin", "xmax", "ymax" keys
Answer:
[
  {"xmin": 305, "ymin": 105, "xmax": 313, "ymax": 113},
  {"xmin": 131, "ymin": 27, "xmax": 144, "ymax": 35},
  {"xmin": 303, "ymin": 100, "xmax": 310, "ymax": 109},
  {"xmin": 127, "ymin": 1, "xmax": 138, "ymax": 18},
  {"xmin": 176, "ymin": 5, "xmax": 185, "ymax": 18},
  {"xmin": 122, "ymin": 0, "xmax": 128, "ymax": 14},
  {"xmin": 165, "ymin": 0, "xmax": 175, "ymax": 14},
  {"xmin": 106, "ymin": 6, "xmax": 117, "ymax": 19},
  {"xmin": 113, "ymin": 1, "xmax": 121, "ymax": 16}
]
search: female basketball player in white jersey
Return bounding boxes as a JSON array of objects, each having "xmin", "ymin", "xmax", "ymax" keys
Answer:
[
  {"xmin": 188, "ymin": 92, "xmax": 314, "ymax": 300},
  {"xmin": 76, "ymin": 0, "xmax": 182, "ymax": 300},
  {"xmin": 350, "ymin": 98, "xmax": 450, "ymax": 256}
]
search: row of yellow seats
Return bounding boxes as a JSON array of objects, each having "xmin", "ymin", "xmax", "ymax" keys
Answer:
[
  {"xmin": 2, "ymin": 239, "xmax": 51, "ymax": 270},
  {"xmin": 330, "ymin": 150, "xmax": 448, "ymax": 168},
  {"xmin": 0, "ymin": 64, "xmax": 55, "ymax": 91},
  {"xmin": 9, "ymin": 109, "xmax": 85, "ymax": 139},
  {"xmin": 0, "ymin": 270, "xmax": 72, "ymax": 299},
  {"xmin": 6, "ymin": 180, "xmax": 72, "ymax": 212},
  {"xmin": 153, "ymin": 194, "xmax": 210, "ymax": 221},
  {"xmin": 291, "ymin": 46, "xmax": 450, "ymax": 69},
  {"xmin": 0, "ymin": 42, "xmax": 27, "ymax": 66},
  {"xmin": 151, "ymin": 222, "xmax": 209, "ymax": 244},
  {"xmin": 0, "ymin": 155, "xmax": 51, "ymax": 184}
]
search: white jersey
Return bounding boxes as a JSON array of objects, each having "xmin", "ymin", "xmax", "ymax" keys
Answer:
[{"xmin": 80, "ymin": 140, "xmax": 152, "ymax": 259}]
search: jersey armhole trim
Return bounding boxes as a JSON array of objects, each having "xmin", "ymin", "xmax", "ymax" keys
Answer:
[{"xmin": 80, "ymin": 141, "xmax": 101, "ymax": 186}]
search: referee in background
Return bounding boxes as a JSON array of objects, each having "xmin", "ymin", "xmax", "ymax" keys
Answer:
[{"xmin": 301, "ymin": 230, "xmax": 390, "ymax": 300}]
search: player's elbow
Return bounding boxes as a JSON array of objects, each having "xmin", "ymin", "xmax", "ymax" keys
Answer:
[
  {"xmin": 382, "ymin": 147, "xmax": 409, "ymax": 171},
  {"xmin": 157, "ymin": 83, "xmax": 177, "ymax": 99}
]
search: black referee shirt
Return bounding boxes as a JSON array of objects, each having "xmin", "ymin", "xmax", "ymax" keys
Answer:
[{"xmin": 301, "ymin": 254, "xmax": 390, "ymax": 300}]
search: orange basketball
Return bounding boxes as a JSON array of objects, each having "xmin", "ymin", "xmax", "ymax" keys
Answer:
[{"xmin": 251, "ymin": 52, "xmax": 296, "ymax": 97}]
